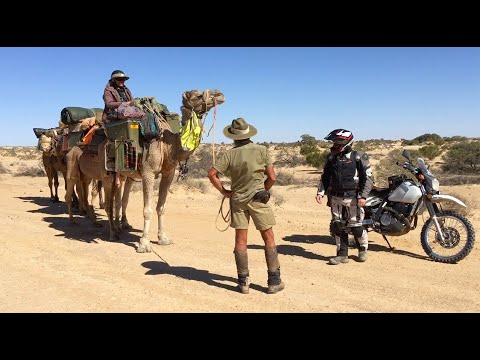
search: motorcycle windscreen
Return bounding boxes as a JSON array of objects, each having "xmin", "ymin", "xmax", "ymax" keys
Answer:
[{"xmin": 388, "ymin": 181, "xmax": 422, "ymax": 203}]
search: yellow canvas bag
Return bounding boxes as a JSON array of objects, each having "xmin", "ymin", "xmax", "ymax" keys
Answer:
[{"xmin": 180, "ymin": 110, "xmax": 202, "ymax": 151}]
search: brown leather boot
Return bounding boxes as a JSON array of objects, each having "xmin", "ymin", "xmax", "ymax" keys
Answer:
[
  {"xmin": 234, "ymin": 249, "xmax": 250, "ymax": 294},
  {"xmin": 265, "ymin": 247, "xmax": 285, "ymax": 294}
]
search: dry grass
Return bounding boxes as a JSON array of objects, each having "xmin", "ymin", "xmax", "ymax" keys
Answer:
[
  {"xmin": 14, "ymin": 163, "xmax": 45, "ymax": 177},
  {"xmin": 0, "ymin": 162, "xmax": 9, "ymax": 174}
]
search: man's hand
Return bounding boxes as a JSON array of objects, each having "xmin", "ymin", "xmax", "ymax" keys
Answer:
[
  {"xmin": 222, "ymin": 188, "xmax": 233, "ymax": 198},
  {"xmin": 315, "ymin": 194, "xmax": 323, "ymax": 204},
  {"xmin": 358, "ymin": 198, "xmax": 366, "ymax": 207}
]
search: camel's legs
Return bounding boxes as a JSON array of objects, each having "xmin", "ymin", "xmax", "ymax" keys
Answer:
[
  {"xmin": 120, "ymin": 177, "xmax": 134, "ymax": 230},
  {"xmin": 138, "ymin": 171, "xmax": 155, "ymax": 253},
  {"xmin": 53, "ymin": 169, "xmax": 60, "ymax": 202},
  {"xmin": 62, "ymin": 171, "xmax": 78, "ymax": 209},
  {"xmin": 91, "ymin": 180, "xmax": 105, "ymax": 210},
  {"xmin": 103, "ymin": 175, "xmax": 120, "ymax": 241},
  {"xmin": 65, "ymin": 175, "xmax": 77, "ymax": 224},
  {"xmin": 113, "ymin": 177, "xmax": 123, "ymax": 230},
  {"xmin": 44, "ymin": 156, "xmax": 59, "ymax": 202},
  {"xmin": 156, "ymin": 171, "xmax": 175, "ymax": 245},
  {"xmin": 98, "ymin": 181, "xmax": 105, "ymax": 209}
]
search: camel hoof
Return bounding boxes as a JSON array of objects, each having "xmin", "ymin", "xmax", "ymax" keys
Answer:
[
  {"xmin": 122, "ymin": 223, "xmax": 133, "ymax": 230},
  {"xmin": 158, "ymin": 238, "xmax": 174, "ymax": 246},
  {"xmin": 136, "ymin": 244, "xmax": 152, "ymax": 253}
]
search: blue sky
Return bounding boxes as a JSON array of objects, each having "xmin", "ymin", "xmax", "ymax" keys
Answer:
[{"xmin": 1, "ymin": 47, "xmax": 479, "ymax": 146}]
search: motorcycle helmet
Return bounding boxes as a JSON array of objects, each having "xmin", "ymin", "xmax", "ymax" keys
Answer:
[
  {"xmin": 111, "ymin": 70, "xmax": 129, "ymax": 81},
  {"xmin": 324, "ymin": 128, "xmax": 354, "ymax": 153}
]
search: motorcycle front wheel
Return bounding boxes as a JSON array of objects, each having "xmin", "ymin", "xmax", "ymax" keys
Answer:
[{"xmin": 420, "ymin": 210, "xmax": 475, "ymax": 264}]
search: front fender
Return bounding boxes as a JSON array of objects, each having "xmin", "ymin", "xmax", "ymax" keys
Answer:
[{"xmin": 431, "ymin": 194, "xmax": 466, "ymax": 207}]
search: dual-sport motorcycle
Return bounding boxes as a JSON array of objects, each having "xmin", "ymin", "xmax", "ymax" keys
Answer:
[{"xmin": 338, "ymin": 149, "xmax": 475, "ymax": 264}]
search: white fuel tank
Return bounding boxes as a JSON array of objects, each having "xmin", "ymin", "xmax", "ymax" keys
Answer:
[{"xmin": 388, "ymin": 181, "xmax": 422, "ymax": 203}]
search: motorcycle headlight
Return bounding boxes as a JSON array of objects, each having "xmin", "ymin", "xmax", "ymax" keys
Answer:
[{"xmin": 431, "ymin": 179, "xmax": 440, "ymax": 192}]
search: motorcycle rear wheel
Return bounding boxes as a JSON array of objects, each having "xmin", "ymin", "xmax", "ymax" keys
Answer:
[{"xmin": 420, "ymin": 210, "xmax": 475, "ymax": 264}]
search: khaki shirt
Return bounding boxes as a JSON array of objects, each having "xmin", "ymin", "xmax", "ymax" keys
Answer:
[{"xmin": 213, "ymin": 142, "xmax": 272, "ymax": 206}]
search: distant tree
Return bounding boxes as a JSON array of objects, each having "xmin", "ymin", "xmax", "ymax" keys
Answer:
[
  {"xmin": 443, "ymin": 136, "xmax": 468, "ymax": 142},
  {"xmin": 401, "ymin": 139, "xmax": 417, "ymax": 146},
  {"xmin": 305, "ymin": 150, "xmax": 329, "ymax": 169},
  {"xmin": 413, "ymin": 133, "xmax": 443, "ymax": 144},
  {"xmin": 300, "ymin": 134, "xmax": 317, "ymax": 146},
  {"xmin": 442, "ymin": 141, "xmax": 480, "ymax": 173}
]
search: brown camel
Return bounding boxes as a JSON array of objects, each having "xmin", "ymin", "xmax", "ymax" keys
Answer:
[
  {"xmin": 65, "ymin": 123, "xmax": 192, "ymax": 247},
  {"xmin": 134, "ymin": 129, "xmax": 194, "ymax": 252},
  {"xmin": 65, "ymin": 142, "xmax": 135, "ymax": 240},
  {"xmin": 134, "ymin": 92, "xmax": 224, "ymax": 252},
  {"xmin": 67, "ymin": 92, "xmax": 222, "ymax": 249},
  {"xmin": 39, "ymin": 131, "xmax": 84, "ymax": 209},
  {"xmin": 38, "ymin": 133, "xmax": 61, "ymax": 202}
]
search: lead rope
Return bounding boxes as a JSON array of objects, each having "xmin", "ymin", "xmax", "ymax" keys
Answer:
[
  {"xmin": 205, "ymin": 96, "xmax": 218, "ymax": 163},
  {"xmin": 215, "ymin": 196, "xmax": 231, "ymax": 232}
]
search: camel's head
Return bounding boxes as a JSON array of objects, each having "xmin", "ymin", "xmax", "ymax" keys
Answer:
[{"xmin": 38, "ymin": 134, "xmax": 54, "ymax": 153}]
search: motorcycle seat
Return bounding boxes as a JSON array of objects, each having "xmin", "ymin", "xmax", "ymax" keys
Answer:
[{"xmin": 368, "ymin": 186, "xmax": 390, "ymax": 198}]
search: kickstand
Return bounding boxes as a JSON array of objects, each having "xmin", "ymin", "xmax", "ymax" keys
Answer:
[{"xmin": 382, "ymin": 235, "xmax": 395, "ymax": 251}]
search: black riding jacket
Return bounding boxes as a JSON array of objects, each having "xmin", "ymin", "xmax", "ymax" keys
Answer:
[{"xmin": 317, "ymin": 149, "xmax": 373, "ymax": 199}]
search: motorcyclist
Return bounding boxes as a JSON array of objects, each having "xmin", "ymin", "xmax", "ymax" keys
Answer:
[{"xmin": 315, "ymin": 129, "xmax": 374, "ymax": 264}]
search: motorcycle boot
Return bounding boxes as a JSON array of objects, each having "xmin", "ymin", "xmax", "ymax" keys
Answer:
[
  {"xmin": 234, "ymin": 249, "xmax": 250, "ymax": 294},
  {"xmin": 329, "ymin": 232, "xmax": 350, "ymax": 265},
  {"xmin": 358, "ymin": 245, "xmax": 368, "ymax": 262},
  {"xmin": 351, "ymin": 226, "xmax": 368, "ymax": 262},
  {"xmin": 265, "ymin": 247, "xmax": 285, "ymax": 294}
]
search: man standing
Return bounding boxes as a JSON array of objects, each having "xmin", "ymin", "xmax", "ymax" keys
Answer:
[
  {"xmin": 208, "ymin": 118, "xmax": 285, "ymax": 294},
  {"xmin": 316, "ymin": 129, "xmax": 374, "ymax": 265}
]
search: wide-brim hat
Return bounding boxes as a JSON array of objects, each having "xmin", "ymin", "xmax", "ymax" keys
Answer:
[
  {"xmin": 223, "ymin": 118, "xmax": 257, "ymax": 140},
  {"xmin": 111, "ymin": 71, "xmax": 130, "ymax": 81}
]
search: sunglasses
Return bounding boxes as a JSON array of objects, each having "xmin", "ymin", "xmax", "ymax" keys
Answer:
[{"xmin": 115, "ymin": 78, "xmax": 126, "ymax": 81}]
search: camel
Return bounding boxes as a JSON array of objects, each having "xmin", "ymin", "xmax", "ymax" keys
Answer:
[
  {"xmin": 133, "ymin": 91, "xmax": 224, "ymax": 253},
  {"xmin": 67, "ymin": 91, "xmax": 223, "ymax": 250},
  {"xmin": 64, "ymin": 118, "xmax": 193, "ymax": 247},
  {"xmin": 38, "ymin": 131, "xmax": 85, "ymax": 210},
  {"xmin": 38, "ymin": 133, "xmax": 62, "ymax": 202},
  {"xmin": 65, "ymin": 141, "xmax": 136, "ymax": 240}
]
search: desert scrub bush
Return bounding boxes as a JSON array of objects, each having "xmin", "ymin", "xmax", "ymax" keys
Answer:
[
  {"xmin": 305, "ymin": 150, "xmax": 329, "ymax": 169},
  {"xmin": 442, "ymin": 141, "xmax": 480, "ymax": 174},
  {"xmin": 184, "ymin": 145, "xmax": 224, "ymax": 179},
  {"xmin": 182, "ymin": 178, "xmax": 209, "ymax": 193},
  {"xmin": 271, "ymin": 190, "xmax": 284, "ymax": 207},
  {"xmin": 373, "ymin": 148, "xmax": 421, "ymax": 187},
  {"xmin": 15, "ymin": 163, "xmax": 45, "ymax": 177},
  {"xmin": 275, "ymin": 170, "xmax": 296, "ymax": 186},
  {"xmin": 418, "ymin": 144, "xmax": 442, "ymax": 160},
  {"xmin": 274, "ymin": 148, "xmax": 306, "ymax": 167},
  {"xmin": 19, "ymin": 153, "xmax": 42, "ymax": 160},
  {"xmin": 0, "ymin": 162, "xmax": 9, "ymax": 174},
  {"xmin": 438, "ymin": 174, "xmax": 480, "ymax": 186}
]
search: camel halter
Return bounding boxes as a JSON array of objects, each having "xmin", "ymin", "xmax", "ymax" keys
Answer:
[{"xmin": 215, "ymin": 196, "xmax": 231, "ymax": 232}]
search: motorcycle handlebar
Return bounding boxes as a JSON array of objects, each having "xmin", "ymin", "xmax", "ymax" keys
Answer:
[{"xmin": 397, "ymin": 161, "xmax": 416, "ymax": 173}]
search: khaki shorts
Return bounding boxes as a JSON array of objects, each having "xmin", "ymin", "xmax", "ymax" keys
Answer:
[{"xmin": 231, "ymin": 199, "xmax": 276, "ymax": 230}]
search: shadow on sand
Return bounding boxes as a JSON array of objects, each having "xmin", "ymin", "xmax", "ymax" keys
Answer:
[
  {"xmin": 281, "ymin": 232, "xmax": 428, "ymax": 261},
  {"xmin": 141, "ymin": 261, "xmax": 269, "ymax": 293},
  {"xmin": 18, "ymin": 196, "xmax": 141, "ymax": 246}
]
